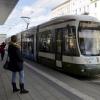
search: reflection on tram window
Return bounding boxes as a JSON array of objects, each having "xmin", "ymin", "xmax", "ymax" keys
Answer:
[
  {"xmin": 56, "ymin": 31, "xmax": 61, "ymax": 53},
  {"xmin": 79, "ymin": 21, "xmax": 100, "ymax": 56},
  {"xmin": 22, "ymin": 34, "xmax": 34, "ymax": 55},
  {"xmin": 64, "ymin": 26, "xmax": 79, "ymax": 56},
  {"xmin": 39, "ymin": 30, "xmax": 52, "ymax": 52},
  {"xmin": 28, "ymin": 42, "xmax": 33, "ymax": 53}
]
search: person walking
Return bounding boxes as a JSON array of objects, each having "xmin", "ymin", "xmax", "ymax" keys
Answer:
[
  {"xmin": 8, "ymin": 35, "xmax": 29, "ymax": 94},
  {"xmin": 0, "ymin": 42, "xmax": 6, "ymax": 61}
]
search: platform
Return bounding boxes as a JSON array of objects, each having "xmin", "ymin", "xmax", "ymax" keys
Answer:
[{"xmin": 0, "ymin": 56, "xmax": 81, "ymax": 100}]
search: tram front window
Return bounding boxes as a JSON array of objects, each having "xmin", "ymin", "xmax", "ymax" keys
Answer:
[{"xmin": 78, "ymin": 21, "xmax": 100, "ymax": 56}]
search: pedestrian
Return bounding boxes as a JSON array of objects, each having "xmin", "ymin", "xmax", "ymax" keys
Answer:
[
  {"xmin": 0, "ymin": 42, "xmax": 6, "ymax": 61},
  {"xmin": 8, "ymin": 35, "xmax": 29, "ymax": 94}
]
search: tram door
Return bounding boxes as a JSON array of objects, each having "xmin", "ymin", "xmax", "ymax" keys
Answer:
[{"xmin": 55, "ymin": 28, "xmax": 63, "ymax": 68}]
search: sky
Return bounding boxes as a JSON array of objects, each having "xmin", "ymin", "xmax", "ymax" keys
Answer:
[{"xmin": 0, "ymin": 0, "xmax": 66, "ymax": 37}]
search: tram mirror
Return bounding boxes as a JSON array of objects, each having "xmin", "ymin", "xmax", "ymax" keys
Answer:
[
  {"xmin": 66, "ymin": 25, "xmax": 71, "ymax": 33},
  {"xmin": 78, "ymin": 27, "xmax": 82, "ymax": 32},
  {"xmin": 72, "ymin": 26, "xmax": 76, "ymax": 33}
]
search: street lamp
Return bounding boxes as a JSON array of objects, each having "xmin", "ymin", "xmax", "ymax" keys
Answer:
[
  {"xmin": 20, "ymin": 16, "xmax": 30, "ymax": 54},
  {"xmin": 20, "ymin": 16, "xmax": 30, "ymax": 29}
]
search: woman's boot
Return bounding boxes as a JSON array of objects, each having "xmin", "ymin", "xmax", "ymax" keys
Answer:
[
  {"xmin": 20, "ymin": 83, "xmax": 29, "ymax": 94},
  {"xmin": 12, "ymin": 82, "xmax": 20, "ymax": 92}
]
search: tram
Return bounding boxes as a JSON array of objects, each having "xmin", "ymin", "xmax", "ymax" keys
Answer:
[{"xmin": 17, "ymin": 15, "xmax": 100, "ymax": 76}]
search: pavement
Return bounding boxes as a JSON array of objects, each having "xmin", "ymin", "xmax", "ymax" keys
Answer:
[
  {"xmin": 0, "ymin": 55, "xmax": 96, "ymax": 100},
  {"xmin": 0, "ymin": 55, "xmax": 80, "ymax": 100}
]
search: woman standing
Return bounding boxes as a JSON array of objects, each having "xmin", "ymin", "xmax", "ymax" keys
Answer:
[{"xmin": 8, "ymin": 35, "xmax": 29, "ymax": 94}]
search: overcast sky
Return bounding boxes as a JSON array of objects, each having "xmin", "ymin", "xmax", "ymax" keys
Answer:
[{"xmin": 0, "ymin": 0, "xmax": 66, "ymax": 37}]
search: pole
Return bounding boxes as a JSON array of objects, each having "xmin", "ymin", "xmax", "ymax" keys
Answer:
[
  {"xmin": 21, "ymin": 32, "xmax": 23, "ymax": 55},
  {"xmin": 26, "ymin": 23, "xmax": 29, "ymax": 29}
]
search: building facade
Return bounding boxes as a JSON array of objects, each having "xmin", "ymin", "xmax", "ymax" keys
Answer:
[
  {"xmin": 52, "ymin": 0, "xmax": 71, "ymax": 17},
  {"xmin": 51, "ymin": 0, "xmax": 100, "ymax": 20}
]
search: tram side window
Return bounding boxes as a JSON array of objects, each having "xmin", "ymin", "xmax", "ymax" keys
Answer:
[
  {"xmin": 22, "ymin": 42, "xmax": 27, "ymax": 53},
  {"xmin": 64, "ymin": 26, "xmax": 79, "ymax": 56},
  {"xmin": 39, "ymin": 30, "xmax": 52, "ymax": 52},
  {"xmin": 28, "ymin": 40, "xmax": 34, "ymax": 54},
  {"xmin": 22, "ymin": 34, "xmax": 27, "ymax": 53}
]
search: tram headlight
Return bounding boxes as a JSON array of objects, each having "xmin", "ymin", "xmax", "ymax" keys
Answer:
[{"xmin": 81, "ymin": 69, "xmax": 85, "ymax": 72}]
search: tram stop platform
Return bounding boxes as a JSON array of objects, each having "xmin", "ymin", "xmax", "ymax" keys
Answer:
[
  {"xmin": 0, "ymin": 55, "xmax": 97, "ymax": 100},
  {"xmin": 0, "ymin": 56, "xmax": 78, "ymax": 100}
]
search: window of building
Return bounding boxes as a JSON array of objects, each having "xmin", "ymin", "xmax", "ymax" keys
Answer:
[
  {"xmin": 80, "ymin": 8, "xmax": 81, "ymax": 12},
  {"xmin": 95, "ymin": 3, "xmax": 97, "ymax": 8},
  {"xmin": 75, "ymin": 9, "xmax": 77, "ymax": 14}
]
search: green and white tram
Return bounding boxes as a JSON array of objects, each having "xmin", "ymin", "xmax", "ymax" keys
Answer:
[{"xmin": 37, "ymin": 15, "xmax": 100, "ymax": 76}]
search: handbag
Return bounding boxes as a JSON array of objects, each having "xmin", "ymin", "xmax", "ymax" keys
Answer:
[
  {"xmin": 3, "ymin": 60, "xmax": 9, "ymax": 70},
  {"xmin": 3, "ymin": 55, "xmax": 12, "ymax": 71}
]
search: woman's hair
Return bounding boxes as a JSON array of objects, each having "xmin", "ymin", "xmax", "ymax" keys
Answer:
[{"xmin": 11, "ymin": 35, "xmax": 17, "ymax": 43}]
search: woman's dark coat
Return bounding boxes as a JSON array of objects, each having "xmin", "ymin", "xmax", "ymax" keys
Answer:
[{"xmin": 8, "ymin": 43, "xmax": 23, "ymax": 72}]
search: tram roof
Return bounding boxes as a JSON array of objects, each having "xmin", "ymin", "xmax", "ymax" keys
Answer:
[
  {"xmin": 39, "ymin": 15, "xmax": 99, "ymax": 28},
  {"xmin": 0, "ymin": 0, "xmax": 19, "ymax": 25}
]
